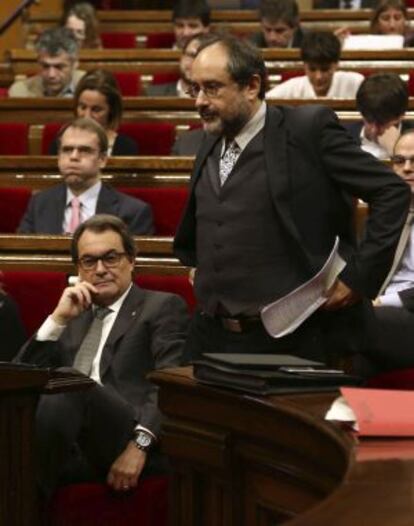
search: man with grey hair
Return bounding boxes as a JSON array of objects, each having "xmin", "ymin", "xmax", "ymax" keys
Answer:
[{"xmin": 9, "ymin": 27, "xmax": 85, "ymax": 97}]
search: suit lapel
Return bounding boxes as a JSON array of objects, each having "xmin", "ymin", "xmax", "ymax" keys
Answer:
[
  {"xmin": 264, "ymin": 107, "xmax": 309, "ymax": 259},
  {"xmin": 51, "ymin": 185, "xmax": 68, "ymax": 234},
  {"xmin": 99, "ymin": 285, "xmax": 145, "ymax": 378},
  {"xmin": 96, "ymin": 184, "xmax": 119, "ymax": 215}
]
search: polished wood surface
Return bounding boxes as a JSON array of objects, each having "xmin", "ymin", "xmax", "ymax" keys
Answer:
[{"xmin": 152, "ymin": 367, "xmax": 414, "ymax": 526}]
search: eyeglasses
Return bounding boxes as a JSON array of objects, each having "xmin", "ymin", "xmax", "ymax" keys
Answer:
[
  {"xmin": 391, "ymin": 154, "xmax": 414, "ymax": 166},
  {"xmin": 78, "ymin": 251, "xmax": 127, "ymax": 270},
  {"xmin": 59, "ymin": 145, "xmax": 101, "ymax": 157},
  {"xmin": 185, "ymin": 81, "xmax": 227, "ymax": 99}
]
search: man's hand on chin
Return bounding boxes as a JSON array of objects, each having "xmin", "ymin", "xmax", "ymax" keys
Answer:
[
  {"xmin": 106, "ymin": 441, "xmax": 147, "ymax": 492},
  {"xmin": 323, "ymin": 279, "xmax": 361, "ymax": 311}
]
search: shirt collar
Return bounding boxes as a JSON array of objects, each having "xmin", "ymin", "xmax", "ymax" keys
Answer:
[
  {"xmin": 66, "ymin": 180, "xmax": 102, "ymax": 207},
  {"xmin": 221, "ymin": 101, "xmax": 266, "ymax": 156},
  {"xmin": 94, "ymin": 282, "xmax": 133, "ymax": 315}
]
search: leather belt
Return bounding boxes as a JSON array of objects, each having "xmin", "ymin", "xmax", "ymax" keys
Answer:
[{"xmin": 216, "ymin": 315, "xmax": 262, "ymax": 333}]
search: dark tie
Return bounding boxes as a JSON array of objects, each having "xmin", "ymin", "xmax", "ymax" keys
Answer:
[
  {"xmin": 219, "ymin": 140, "xmax": 240, "ymax": 186},
  {"xmin": 73, "ymin": 307, "xmax": 112, "ymax": 375}
]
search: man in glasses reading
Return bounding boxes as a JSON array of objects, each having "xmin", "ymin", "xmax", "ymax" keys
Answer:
[
  {"xmin": 16, "ymin": 214, "xmax": 189, "ymax": 496},
  {"xmin": 18, "ymin": 117, "xmax": 153, "ymax": 235}
]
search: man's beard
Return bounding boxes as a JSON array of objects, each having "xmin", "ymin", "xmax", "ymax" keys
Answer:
[{"xmin": 199, "ymin": 105, "xmax": 251, "ymax": 138}]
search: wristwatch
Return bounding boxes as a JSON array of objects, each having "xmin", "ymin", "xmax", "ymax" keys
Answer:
[{"xmin": 134, "ymin": 430, "xmax": 154, "ymax": 452}]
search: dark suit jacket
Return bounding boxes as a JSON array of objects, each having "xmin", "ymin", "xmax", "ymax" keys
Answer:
[
  {"xmin": 346, "ymin": 120, "xmax": 414, "ymax": 145},
  {"xmin": 16, "ymin": 285, "xmax": 189, "ymax": 435},
  {"xmin": 17, "ymin": 183, "xmax": 154, "ymax": 235},
  {"xmin": 174, "ymin": 105, "xmax": 410, "ymax": 300},
  {"xmin": 0, "ymin": 293, "xmax": 26, "ymax": 361}
]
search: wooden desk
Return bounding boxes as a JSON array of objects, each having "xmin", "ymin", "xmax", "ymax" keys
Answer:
[{"xmin": 152, "ymin": 367, "xmax": 414, "ymax": 526}]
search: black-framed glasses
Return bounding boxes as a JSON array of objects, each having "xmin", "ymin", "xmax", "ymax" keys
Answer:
[
  {"xmin": 185, "ymin": 81, "xmax": 227, "ymax": 99},
  {"xmin": 391, "ymin": 154, "xmax": 414, "ymax": 166},
  {"xmin": 78, "ymin": 251, "xmax": 127, "ymax": 270}
]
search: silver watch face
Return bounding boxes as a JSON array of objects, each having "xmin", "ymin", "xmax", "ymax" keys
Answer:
[{"xmin": 136, "ymin": 432, "xmax": 152, "ymax": 448}]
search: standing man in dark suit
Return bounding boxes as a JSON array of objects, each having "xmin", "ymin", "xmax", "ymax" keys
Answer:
[
  {"xmin": 174, "ymin": 34, "xmax": 410, "ymax": 370},
  {"xmin": 249, "ymin": 0, "xmax": 307, "ymax": 48},
  {"xmin": 17, "ymin": 214, "xmax": 189, "ymax": 496},
  {"xmin": 18, "ymin": 118, "xmax": 153, "ymax": 235}
]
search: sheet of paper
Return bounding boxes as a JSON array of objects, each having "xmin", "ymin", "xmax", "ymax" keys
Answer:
[
  {"xmin": 341, "ymin": 387, "xmax": 414, "ymax": 437},
  {"xmin": 325, "ymin": 396, "xmax": 358, "ymax": 431},
  {"xmin": 261, "ymin": 236, "xmax": 345, "ymax": 338},
  {"xmin": 342, "ymin": 34, "xmax": 404, "ymax": 50}
]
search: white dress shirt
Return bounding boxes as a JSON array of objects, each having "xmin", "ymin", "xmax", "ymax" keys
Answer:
[{"xmin": 62, "ymin": 181, "xmax": 102, "ymax": 233}]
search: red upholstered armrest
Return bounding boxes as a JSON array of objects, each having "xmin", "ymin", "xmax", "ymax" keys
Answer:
[
  {"xmin": 135, "ymin": 274, "xmax": 195, "ymax": 312},
  {"xmin": 48, "ymin": 476, "xmax": 169, "ymax": 526},
  {"xmin": 2, "ymin": 271, "xmax": 68, "ymax": 337},
  {"xmin": 119, "ymin": 186, "xmax": 188, "ymax": 236},
  {"xmin": 0, "ymin": 187, "xmax": 32, "ymax": 232}
]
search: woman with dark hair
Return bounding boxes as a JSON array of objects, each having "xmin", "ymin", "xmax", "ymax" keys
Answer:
[
  {"xmin": 62, "ymin": 2, "xmax": 102, "ymax": 49},
  {"xmin": 0, "ymin": 276, "xmax": 26, "ymax": 361},
  {"xmin": 370, "ymin": 0, "xmax": 414, "ymax": 46},
  {"xmin": 49, "ymin": 70, "xmax": 138, "ymax": 156}
]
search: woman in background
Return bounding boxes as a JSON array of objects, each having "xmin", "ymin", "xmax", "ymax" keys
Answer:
[
  {"xmin": 49, "ymin": 70, "xmax": 139, "ymax": 156},
  {"xmin": 370, "ymin": 0, "xmax": 414, "ymax": 46},
  {"xmin": 62, "ymin": 2, "xmax": 101, "ymax": 49}
]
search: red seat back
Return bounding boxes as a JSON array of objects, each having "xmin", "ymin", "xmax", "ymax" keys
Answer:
[
  {"xmin": 135, "ymin": 274, "xmax": 195, "ymax": 312},
  {"xmin": 279, "ymin": 70, "xmax": 303, "ymax": 83},
  {"xmin": 0, "ymin": 87, "xmax": 8, "ymax": 98},
  {"xmin": 1, "ymin": 271, "xmax": 68, "ymax": 337},
  {"xmin": 0, "ymin": 123, "xmax": 28, "ymax": 155},
  {"xmin": 119, "ymin": 186, "xmax": 188, "ymax": 235},
  {"xmin": 113, "ymin": 72, "xmax": 142, "ymax": 96},
  {"xmin": 0, "ymin": 187, "xmax": 32, "ymax": 232},
  {"xmin": 366, "ymin": 368, "xmax": 414, "ymax": 389},
  {"xmin": 145, "ymin": 32, "xmax": 175, "ymax": 49},
  {"xmin": 48, "ymin": 476, "xmax": 168, "ymax": 526},
  {"xmin": 42, "ymin": 122, "xmax": 65, "ymax": 155},
  {"xmin": 151, "ymin": 72, "xmax": 180, "ymax": 86},
  {"xmin": 119, "ymin": 122, "xmax": 176, "ymax": 155},
  {"xmin": 101, "ymin": 32, "xmax": 136, "ymax": 49}
]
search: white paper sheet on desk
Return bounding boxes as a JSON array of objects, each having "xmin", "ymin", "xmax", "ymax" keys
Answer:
[
  {"xmin": 260, "ymin": 236, "xmax": 346, "ymax": 338},
  {"xmin": 342, "ymin": 34, "xmax": 404, "ymax": 50}
]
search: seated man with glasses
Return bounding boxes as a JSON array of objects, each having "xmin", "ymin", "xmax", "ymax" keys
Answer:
[
  {"xmin": 17, "ymin": 117, "xmax": 153, "ymax": 235},
  {"xmin": 365, "ymin": 130, "xmax": 414, "ymax": 372},
  {"xmin": 16, "ymin": 213, "xmax": 189, "ymax": 497}
]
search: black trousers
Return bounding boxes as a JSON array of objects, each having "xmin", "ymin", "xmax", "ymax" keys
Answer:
[
  {"xmin": 36, "ymin": 383, "xmax": 165, "ymax": 498},
  {"xmin": 183, "ymin": 301, "xmax": 373, "ymax": 372}
]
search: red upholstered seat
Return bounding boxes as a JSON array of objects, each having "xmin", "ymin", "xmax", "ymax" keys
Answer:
[
  {"xmin": 1, "ymin": 271, "xmax": 67, "ymax": 337},
  {"xmin": 0, "ymin": 123, "xmax": 29, "ymax": 154},
  {"xmin": 0, "ymin": 87, "xmax": 8, "ymax": 98},
  {"xmin": 113, "ymin": 72, "xmax": 142, "ymax": 96},
  {"xmin": 279, "ymin": 70, "xmax": 303, "ymax": 83},
  {"xmin": 136, "ymin": 274, "xmax": 195, "ymax": 312},
  {"xmin": 151, "ymin": 72, "xmax": 180, "ymax": 85},
  {"xmin": 48, "ymin": 476, "xmax": 169, "ymax": 526},
  {"xmin": 408, "ymin": 74, "xmax": 414, "ymax": 96},
  {"xmin": 41, "ymin": 122, "xmax": 65, "ymax": 155},
  {"xmin": 101, "ymin": 32, "xmax": 137, "ymax": 49},
  {"xmin": 145, "ymin": 32, "xmax": 175, "ymax": 49},
  {"xmin": 0, "ymin": 187, "xmax": 32, "ymax": 232},
  {"xmin": 119, "ymin": 122, "xmax": 176, "ymax": 155},
  {"xmin": 119, "ymin": 186, "xmax": 188, "ymax": 235}
]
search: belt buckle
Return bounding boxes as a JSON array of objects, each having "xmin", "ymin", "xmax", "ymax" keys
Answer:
[{"xmin": 222, "ymin": 317, "xmax": 243, "ymax": 333}]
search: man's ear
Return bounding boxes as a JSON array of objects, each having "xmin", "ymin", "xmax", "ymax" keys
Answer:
[
  {"xmin": 98, "ymin": 152, "xmax": 108, "ymax": 170},
  {"xmin": 246, "ymin": 74, "xmax": 261, "ymax": 101}
]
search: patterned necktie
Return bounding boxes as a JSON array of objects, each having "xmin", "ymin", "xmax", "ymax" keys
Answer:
[
  {"xmin": 67, "ymin": 197, "xmax": 81, "ymax": 234},
  {"xmin": 73, "ymin": 307, "xmax": 112, "ymax": 376},
  {"xmin": 219, "ymin": 140, "xmax": 241, "ymax": 186}
]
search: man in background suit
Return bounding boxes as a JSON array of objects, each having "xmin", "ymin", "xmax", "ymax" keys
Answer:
[
  {"xmin": 347, "ymin": 73, "xmax": 413, "ymax": 160},
  {"xmin": 18, "ymin": 118, "xmax": 153, "ymax": 235},
  {"xmin": 172, "ymin": 0, "xmax": 211, "ymax": 49},
  {"xmin": 314, "ymin": 0, "xmax": 376, "ymax": 8},
  {"xmin": 16, "ymin": 214, "xmax": 189, "ymax": 496},
  {"xmin": 249, "ymin": 0, "xmax": 307, "ymax": 48},
  {"xmin": 9, "ymin": 27, "xmax": 85, "ymax": 98},
  {"xmin": 367, "ymin": 131, "xmax": 414, "ymax": 371},
  {"xmin": 174, "ymin": 34, "xmax": 410, "ymax": 371}
]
